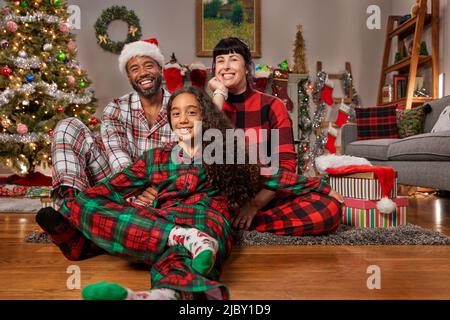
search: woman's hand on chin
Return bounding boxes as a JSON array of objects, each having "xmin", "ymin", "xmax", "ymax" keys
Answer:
[{"xmin": 208, "ymin": 76, "xmax": 228, "ymax": 92}]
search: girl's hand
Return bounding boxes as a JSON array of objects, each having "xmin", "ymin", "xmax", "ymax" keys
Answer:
[
  {"xmin": 329, "ymin": 190, "xmax": 345, "ymax": 204},
  {"xmin": 137, "ymin": 186, "xmax": 158, "ymax": 205},
  {"xmin": 232, "ymin": 201, "xmax": 259, "ymax": 231}
]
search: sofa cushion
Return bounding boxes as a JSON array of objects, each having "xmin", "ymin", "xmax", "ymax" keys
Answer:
[
  {"xmin": 387, "ymin": 131, "xmax": 450, "ymax": 161},
  {"xmin": 355, "ymin": 105, "xmax": 399, "ymax": 141},
  {"xmin": 423, "ymin": 95, "xmax": 450, "ymax": 132},
  {"xmin": 346, "ymin": 139, "xmax": 399, "ymax": 161},
  {"xmin": 396, "ymin": 105, "xmax": 430, "ymax": 138}
]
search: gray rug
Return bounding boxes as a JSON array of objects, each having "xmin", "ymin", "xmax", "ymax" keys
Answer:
[
  {"xmin": 234, "ymin": 224, "xmax": 450, "ymax": 245},
  {"xmin": 26, "ymin": 224, "xmax": 450, "ymax": 245}
]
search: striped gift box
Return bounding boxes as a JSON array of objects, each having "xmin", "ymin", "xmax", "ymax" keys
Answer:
[
  {"xmin": 341, "ymin": 197, "xmax": 408, "ymax": 228},
  {"xmin": 329, "ymin": 173, "xmax": 397, "ymax": 200}
]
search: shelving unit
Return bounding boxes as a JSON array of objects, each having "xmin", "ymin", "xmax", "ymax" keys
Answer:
[{"xmin": 377, "ymin": 0, "xmax": 439, "ymax": 109}]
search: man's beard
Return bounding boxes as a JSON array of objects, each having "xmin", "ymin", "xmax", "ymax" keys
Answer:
[{"xmin": 132, "ymin": 74, "xmax": 163, "ymax": 98}]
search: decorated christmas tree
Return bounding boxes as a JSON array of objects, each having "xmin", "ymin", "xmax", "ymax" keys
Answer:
[
  {"xmin": 0, "ymin": 0, "xmax": 97, "ymax": 177},
  {"xmin": 292, "ymin": 24, "xmax": 309, "ymax": 74}
]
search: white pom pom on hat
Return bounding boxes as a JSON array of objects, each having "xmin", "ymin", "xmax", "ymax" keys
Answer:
[
  {"xmin": 376, "ymin": 197, "xmax": 397, "ymax": 214},
  {"xmin": 118, "ymin": 38, "xmax": 165, "ymax": 74}
]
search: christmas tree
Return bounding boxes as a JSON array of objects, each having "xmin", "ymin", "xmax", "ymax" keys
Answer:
[
  {"xmin": 292, "ymin": 24, "xmax": 309, "ymax": 74},
  {"xmin": 0, "ymin": 0, "xmax": 98, "ymax": 177}
]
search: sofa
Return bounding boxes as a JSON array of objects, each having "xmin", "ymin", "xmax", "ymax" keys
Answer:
[{"xmin": 341, "ymin": 95, "xmax": 450, "ymax": 191}]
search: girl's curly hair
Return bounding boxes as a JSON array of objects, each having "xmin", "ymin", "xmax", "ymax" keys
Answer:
[{"xmin": 167, "ymin": 87, "xmax": 261, "ymax": 210}]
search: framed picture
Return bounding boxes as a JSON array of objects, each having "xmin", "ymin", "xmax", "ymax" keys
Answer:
[
  {"xmin": 393, "ymin": 75, "xmax": 407, "ymax": 100},
  {"xmin": 196, "ymin": 0, "xmax": 261, "ymax": 57}
]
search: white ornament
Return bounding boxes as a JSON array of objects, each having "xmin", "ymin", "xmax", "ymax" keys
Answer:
[
  {"xmin": 18, "ymin": 50, "xmax": 27, "ymax": 58},
  {"xmin": 43, "ymin": 43, "xmax": 53, "ymax": 51},
  {"xmin": 22, "ymin": 100, "xmax": 29, "ymax": 106}
]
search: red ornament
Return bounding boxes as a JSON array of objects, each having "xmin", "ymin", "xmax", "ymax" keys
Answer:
[
  {"xmin": 1, "ymin": 65, "xmax": 12, "ymax": 76},
  {"xmin": 89, "ymin": 117, "xmax": 98, "ymax": 126},
  {"xmin": 57, "ymin": 105, "xmax": 63, "ymax": 113},
  {"xmin": 48, "ymin": 129, "xmax": 54, "ymax": 137}
]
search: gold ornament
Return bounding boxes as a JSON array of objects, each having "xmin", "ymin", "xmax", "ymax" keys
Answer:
[{"xmin": 1, "ymin": 116, "xmax": 12, "ymax": 128}]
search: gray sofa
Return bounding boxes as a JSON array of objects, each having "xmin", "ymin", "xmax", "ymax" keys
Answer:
[{"xmin": 341, "ymin": 95, "xmax": 450, "ymax": 191}]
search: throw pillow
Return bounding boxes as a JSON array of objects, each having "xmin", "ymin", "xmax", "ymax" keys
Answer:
[
  {"xmin": 431, "ymin": 105, "xmax": 450, "ymax": 133},
  {"xmin": 396, "ymin": 105, "xmax": 430, "ymax": 138},
  {"xmin": 355, "ymin": 105, "xmax": 399, "ymax": 140}
]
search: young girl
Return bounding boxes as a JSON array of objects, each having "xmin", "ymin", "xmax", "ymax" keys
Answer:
[
  {"xmin": 37, "ymin": 87, "xmax": 260, "ymax": 300},
  {"xmin": 208, "ymin": 37, "xmax": 344, "ymax": 234}
]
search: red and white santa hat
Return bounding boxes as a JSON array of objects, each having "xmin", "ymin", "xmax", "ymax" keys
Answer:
[
  {"xmin": 118, "ymin": 38, "xmax": 165, "ymax": 74},
  {"xmin": 316, "ymin": 155, "xmax": 397, "ymax": 214}
]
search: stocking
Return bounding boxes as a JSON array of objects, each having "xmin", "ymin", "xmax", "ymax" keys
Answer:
[
  {"xmin": 272, "ymin": 69, "xmax": 293, "ymax": 111},
  {"xmin": 189, "ymin": 62, "xmax": 207, "ymax": 90},
  {"xmin": 335, "ymin": 102, "xmax": 351, "ymax": 127},
  {"xmin": 320, "ymin": 84, "xmax": 334, "ymax": 106},
  {"xmin": 163, "ymin": 66, "xmax": 184, "ymax": 93},
  {"xmin": 253, "ymin": 70, "xmax": 271, "ymax": 93},
  {"xmin": 325, "ymin": 125, "xmax": 338, "ymax": 154}
]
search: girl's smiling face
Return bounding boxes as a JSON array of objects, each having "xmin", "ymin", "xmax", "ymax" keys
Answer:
[{"xmin": 170, "ymin": 93, "xmax": 202, "ymax": 142}]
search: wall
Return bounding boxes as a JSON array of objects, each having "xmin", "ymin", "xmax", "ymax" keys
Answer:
[{"xmin": 1, "ymin": 0, "xmax": 393, "ymax": 115}]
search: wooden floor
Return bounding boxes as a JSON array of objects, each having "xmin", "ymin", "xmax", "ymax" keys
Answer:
[{"xmin": 1, "ymin": 196, "xmax": 450, "ymax": 300}]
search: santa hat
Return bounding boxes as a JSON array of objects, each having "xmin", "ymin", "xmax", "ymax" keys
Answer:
[
  {"xmin": 118, "ymin": 38, "xmax": 165, "ymax": 74},
  {"xmin": 325, "ymin": 165, "xmax": 397, "ymax": 214}
]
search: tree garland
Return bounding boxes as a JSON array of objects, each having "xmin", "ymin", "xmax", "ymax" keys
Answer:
[{"xmin": 94, "ymin": 6, "xmax": 142, "ymax": 54}]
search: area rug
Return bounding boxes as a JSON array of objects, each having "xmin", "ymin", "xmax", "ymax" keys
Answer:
[
  {"xmin": 233, "ymin": 224, "xmax": 450, "ymax": 245},
  {"xmin": 26, "ymin": 224, "xmax": 450, "ymax": 245},
  {"xmin": 0, "ymin": 198, "xmax": 43, "ymax": 213}
]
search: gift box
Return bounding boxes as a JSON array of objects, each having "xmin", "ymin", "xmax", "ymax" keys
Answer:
[
  {"xmin": 329, "ymin": 172, "xmax": 398, "ymax": 200},
  {"xmin": 341, "ymin": 197, "xmax": 408, "ymax": 228}
]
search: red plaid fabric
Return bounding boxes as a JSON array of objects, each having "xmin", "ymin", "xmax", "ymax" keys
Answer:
[
  {"xmin": 257, "ymin": 169, "xmax": 341, "ymax": 235},
  {"xmin": 52, "ymin": 89, "xmax": 176, "ymax": 195},
  {"xmin": 222, "ymin": 87, "xmax": 297, "ymax": 172},
  {"xmin": 355, "ymin": 105, "xmax": 399, "ymax": 141}
]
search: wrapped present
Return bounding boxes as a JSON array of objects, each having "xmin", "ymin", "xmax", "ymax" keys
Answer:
[
  {"xmin": 341, "ymin": 197, "xmax": 408, "ymax": 228},
  {"xmin": 329, "ymin": 172, "xmax": 398, "ymax": 200},
  {"xmin": 0, "ymin": 184, "xmax": 28, "ymax": 197}
]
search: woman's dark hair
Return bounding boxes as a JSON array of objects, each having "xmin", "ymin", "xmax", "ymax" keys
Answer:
[
  {"xmin": 167, "ymin": 87, "xmax": 261, "ymax": 210},
  {"xmin": 212, "ymin": 37, "xmax": 254, "ymax": 83}
]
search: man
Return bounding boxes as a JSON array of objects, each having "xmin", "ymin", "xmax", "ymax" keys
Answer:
[{"xmin": 50, "ymin": 38, "xmax": 175, "ymax": 206}]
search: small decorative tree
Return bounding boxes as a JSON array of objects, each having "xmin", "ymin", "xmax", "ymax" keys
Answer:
[{"xmin": 292, "ymin": 24, "xmax": 309, "ymax": 74}]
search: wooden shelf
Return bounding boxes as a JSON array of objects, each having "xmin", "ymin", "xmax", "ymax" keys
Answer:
[
  {"xmin": 381, "ymin": 96, "xmax": 433, "ymax": 107},
  {"xmin": 384, "ymin": 55, "xmax": 432, "ymax": 74},
  {"xmin": 388, "ymin": 14, "xmax": 432, "ymax": 39}
]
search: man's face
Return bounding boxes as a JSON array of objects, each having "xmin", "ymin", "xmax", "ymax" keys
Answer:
[{"xmin": 127, "ymin": 56, "xmax": 163, "ymax": 98}]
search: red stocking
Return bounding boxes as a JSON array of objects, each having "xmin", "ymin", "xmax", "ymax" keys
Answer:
[
  {"xmin": 253, "ymin": 70, "xmax": 271, "ymax": 93},
  {"xmin": 189, "ymin": 63, "xmax": 207, "ymax": 90},
  {"xmin": 272, "ymin": 69, "xmax": 294, "ymax": 111},
  {"xmin": 320, "ymin": 85, "xmax": 334, "ymax": 106},
  {"xmin": 325, "ymin": 125, "xmax": 338, "ymax": 154},
  {"xmin": 335, "ymin": 103, "xmax": 351, "ymax": 127},
  {"xmin": 163, "ymin": 66, "xmax": 184, "ymax": 93}
]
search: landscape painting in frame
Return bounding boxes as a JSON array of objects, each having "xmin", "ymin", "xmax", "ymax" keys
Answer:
[{"xmin": 196, "ymin": 0, "xmax": 261, "ymax": 57}]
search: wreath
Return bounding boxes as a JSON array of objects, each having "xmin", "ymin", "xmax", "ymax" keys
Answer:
[{"xmin": 94, "ymin": 6, "xmax": 142, "ymax": 54}]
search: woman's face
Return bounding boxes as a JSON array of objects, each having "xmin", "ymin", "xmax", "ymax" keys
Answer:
[
  {"xmin": 214, "ymin": 52, "xmax": 248, "ymax": 94},
  {"xmin": 170, "ymin": 93, "xmax": 202, "ymax": 142}
]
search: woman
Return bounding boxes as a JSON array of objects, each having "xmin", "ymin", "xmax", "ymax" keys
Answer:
[{"xmin": 208, "ymin": 37, "xmax": 344, "ymax": 235}]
